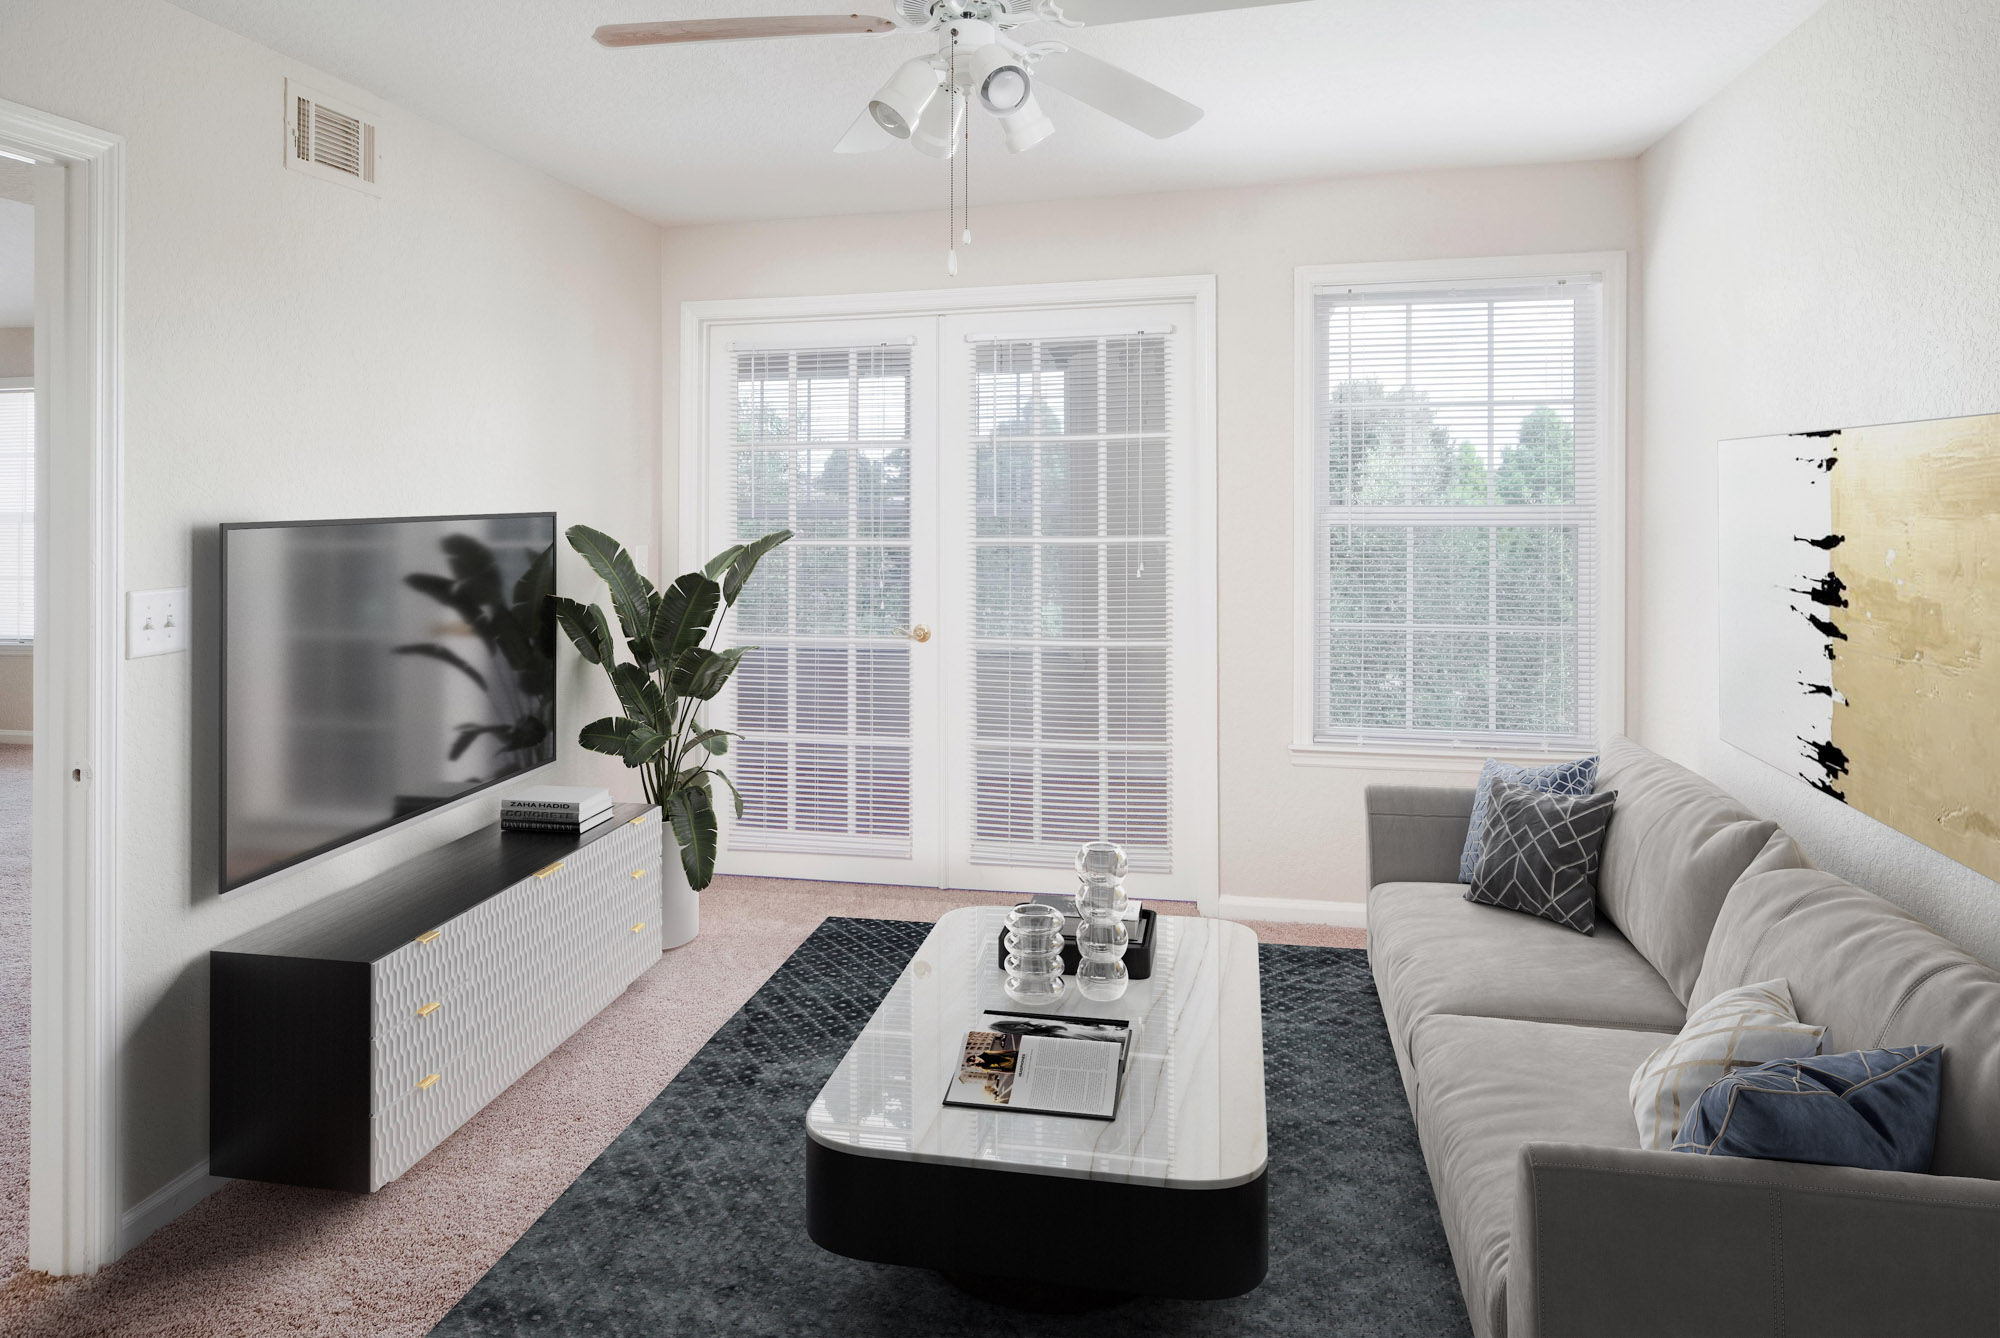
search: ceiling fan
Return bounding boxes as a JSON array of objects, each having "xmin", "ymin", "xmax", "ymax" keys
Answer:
[{"xmin": 593, "ymin": 1, "xmax": 1302, "ymax": 157}]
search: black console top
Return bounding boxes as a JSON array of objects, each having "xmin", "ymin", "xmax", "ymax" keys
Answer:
[{"xmin": 213, "ymin": 804, "xmax": 655, "ymax": 964}]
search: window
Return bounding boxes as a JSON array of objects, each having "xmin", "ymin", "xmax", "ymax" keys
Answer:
[
  {"xmin": 1296, "ymin": 259, "xmax": 1622, "ymax": 756},
  {"xmin": 0, "ymin": 386, "xmax": 30, "ymax": 644}
]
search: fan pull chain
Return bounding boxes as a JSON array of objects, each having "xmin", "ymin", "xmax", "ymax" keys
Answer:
[
  {"xmin": 962, "ymin": 90, "xmax": 973, "ymax": 247},
  {"xmin": 947, "ymin": 42, "xmax": 958, "ymax": 276}
]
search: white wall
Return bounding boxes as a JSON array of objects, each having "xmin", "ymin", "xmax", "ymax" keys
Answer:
[
  {"xmin": 1640, "ymin": 0, "xmax": 2000, "ymax": 965},
  {"xmin": 659, "ymin": 160, "xmax": 1642, "ymax": 914},
  {"xmin": 0, "ymin": 327, "xmax": 28, "ymax": 378},
  {"xmin": 0, "ymin": 0, "xmax": 663, "ymax": 1215}
]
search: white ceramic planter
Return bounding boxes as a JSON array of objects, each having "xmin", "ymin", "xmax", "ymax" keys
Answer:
[{"xmin": 659, "ymin": 839, "xmax": 699, "ymax": 949}]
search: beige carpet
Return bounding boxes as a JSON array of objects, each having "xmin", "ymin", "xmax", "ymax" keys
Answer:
[{"xmin": 0, "ymin": 862, "xmax": 1363, "ymax": 1337}]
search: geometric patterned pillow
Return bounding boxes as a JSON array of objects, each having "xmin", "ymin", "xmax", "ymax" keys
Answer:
[
  {"xmin": 1672, "ymin": 1045, "xmax": 1944, "ymax": 1172},
  {"xmin": 1629, "ymin": 978, "xmax": 1826, "ymax": 1152},
  {"xmin": 1458, "ymin": 754, "xmax": 1599, "ymax": 882},
  {"xmin": 1464, "ymin": 778, "xmax": 1618, "ymax": 935}
]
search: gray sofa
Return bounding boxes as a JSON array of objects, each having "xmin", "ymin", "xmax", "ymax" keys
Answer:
[{"xmin": 1366, "ymin": 736, "xmax": 2000, "ymax": 1338}]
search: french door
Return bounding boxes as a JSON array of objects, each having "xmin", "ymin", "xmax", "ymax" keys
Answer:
[{"xmin": 700, "ymin": 296, "xmax": 1209, "ymax": 901}]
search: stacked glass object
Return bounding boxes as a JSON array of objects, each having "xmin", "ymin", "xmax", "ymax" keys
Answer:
[
  {"xmin": 1002, "ymin": 903, "xmax": 1067, "ymax": 1006},
  {"xmin": 1072, "ymin": 840, "xmax": 1131, "ymax": 1002}
]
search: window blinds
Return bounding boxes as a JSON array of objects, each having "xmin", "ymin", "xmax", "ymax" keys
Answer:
[
  {"xmin": 0, "ymin": 390, "xmax": 31, "ymax": 643},
  {"xmin": 728, "ymin": 347, "xmax": 914, "ymax": 856},
  {"xmin": 1311, "ymin": 278, "xmax": 1600, "ymax": 751},
  {"xmin": 967, "ymin": 335, "xmax": 1173, "ymax": 872}
]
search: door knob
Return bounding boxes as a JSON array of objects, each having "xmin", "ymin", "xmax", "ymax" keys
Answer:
[{"xmin": 895, "ymin": 624, "xmax": 933, "ymax": 643}]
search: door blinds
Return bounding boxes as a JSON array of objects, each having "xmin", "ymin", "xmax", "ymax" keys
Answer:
[
  {"xmin": 967, "ymin": 334, "xmax": 1173, "ymax": 872},
  {"xmin": 0, "ymin": 390, "xmax": 31, "ymax": 643},
  {"xmin": 728, "ymin": 346, "xmax": 914, "ymax": 856},
  {"xmin": 1310, "ymin": 276, "xmax": 1600, "ymax": 751}
]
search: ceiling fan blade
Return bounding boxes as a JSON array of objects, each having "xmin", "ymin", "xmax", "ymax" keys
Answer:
[
  {"xmin": 1049, "ymin": 0, "xmax": 1304, "ymax": 23},
  {"xmin": 1032, "ymin": 48, "xmax": 1203, "ymax": 139},
  {"xmin": 834, "ymin": 108, "xmax": 896, "ymax": 154},
  {"xmin": 593, "ymin": 16, "xmax": 895, "ymax": 47}
]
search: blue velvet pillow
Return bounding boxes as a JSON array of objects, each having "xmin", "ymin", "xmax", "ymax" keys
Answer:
[
  {"xmin": 1459, "ymin": 755, "xmax": 1599, "ymax": 883},
  {"xmin": 1672, "ymin": 1045, "xmax": 1945, "ymax": 1173}
]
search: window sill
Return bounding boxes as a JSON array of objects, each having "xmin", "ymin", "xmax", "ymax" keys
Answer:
[
  {"xmin": 1289, "ymin": 744, "xmax": 1581, "ymax": 773},
  {"xmin": 0, "ymin": 643, "xmax": 31, "ymax": 657}
]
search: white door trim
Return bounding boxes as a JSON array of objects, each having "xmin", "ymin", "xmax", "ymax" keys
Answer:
[
  {"xmin": 1, "ymin": 97, "xmax": 126, "ymax": 1276},
  {"xmin": 678, "ymin": 276, "xmax": 1220, "ymax": 912}
]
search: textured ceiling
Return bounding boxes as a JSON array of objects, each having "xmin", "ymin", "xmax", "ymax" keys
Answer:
[{"xmin": 165, "ymin": 0, "xmax": 1824, "ymax": 225}]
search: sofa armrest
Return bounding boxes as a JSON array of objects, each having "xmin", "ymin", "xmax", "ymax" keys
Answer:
[
  {"xmin": 1363, "ymin": 785, "xmax": 1475, "ymax": 887},
  {"xmin": 1512, "ymin": 1141, "xmax": 2000, "ymax": 1338}
]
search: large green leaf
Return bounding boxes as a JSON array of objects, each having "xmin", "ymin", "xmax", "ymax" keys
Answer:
[
  {"xmin": 567, "ymin": 524, "xmax": 656, "ymax": 647},
  {"xmin": 610, "ymin": 661, "xmax": 666, "ymax": 731},
  {"xmin": 651, "ymin": 572, "xmax": 722, "ymax": 666},
  {"xmin": 578, "ymin": 715, "xmax": 665, "ymax": 766},
  {"xmin": 391, "ymin": 642, "xmax": 488, "ymax": 692},
  {"xmin": 671, "ymin": 645, "xmax": 747, "ymax": 701},
  {"xmin": 666, "ymin": 783, "xmax": 719, "ymax": 889},
  {"xmin": 702, "ymin": 544, "xmax": 747, "ymax": 580},
  {"xmin": 709, "ymin": 767, "xmax": 747, "ymax": 820},
  {"xmin": 550, "ymin": 596, "xmax": 614, "ymax": 667},
  {"xmin": 721, "ymin": 529, "xmax": 794, "ymax": 608}
]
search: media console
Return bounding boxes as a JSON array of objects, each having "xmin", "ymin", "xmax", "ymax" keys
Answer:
[{"xmin": 211, "ymin": 804, "xmax": 663, "ymax": 1192}]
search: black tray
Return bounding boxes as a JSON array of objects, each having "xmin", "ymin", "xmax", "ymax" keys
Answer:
[{"xmin": 995, "ymin": 906, "xmax": 1156, "ymax": 981}]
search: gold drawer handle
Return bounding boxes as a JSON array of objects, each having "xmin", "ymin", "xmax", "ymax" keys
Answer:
[
  {"xmin": 631, "ymin": 922, "xmax": 647, "ymax": 933},
  {"xmin": 631, "ymin": 869, "xmax": 646, "ymax": 879},
  {"xmin": 415, "ymin": 1001, "xmax": 441, "ymax": 1018},
  {"xmin": 534, "ymin": 861, "xmax": 565, "ymax": 880},
  {"xmin": 414, "ymin": 930, "xmax": 442, "ymax": 945},
  {"xmin": 628, "ymin": 814, "xmax": 648, "ymax": 826},
  {"xmin": 416, "ymin": 1073, "xmax": 440, "ymax": 1091}
]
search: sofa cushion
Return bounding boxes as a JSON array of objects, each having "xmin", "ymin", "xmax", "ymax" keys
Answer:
[
  {"xmin": 1592, "ymin": 736, "xmax": 1803, "ymax": 1004},
  {"xmin": 1692, "ymin": 866, "xmax": 2000, "ymax": 1180},
  {"xmin": 1627, "ymin": 978, "xmax": 1826, "ymax": 1151},
  {"xmin": 1409, "ymin": 1015, "xmax": 1665, "ymax": 1338},
  {"xmin": 1368, "ymin": 882, "xmax": 1685, "ymax": 1106},
  {"xmin": 1466, "ymin": 780, "xmax": 1618, "ymax": 934},
  {"xmin": 1459, "ymin": 754, "xmax": 1600, "ymax": 882},
  {"xmin": 1674, "ymin": 1045, "xmax": 1945, "ymax": 1173}
]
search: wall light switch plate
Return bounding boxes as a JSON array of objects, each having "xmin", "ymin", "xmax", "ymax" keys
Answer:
[{"xmin": 127, "ymin": 588, "xmax": 188, "ymax": 658}]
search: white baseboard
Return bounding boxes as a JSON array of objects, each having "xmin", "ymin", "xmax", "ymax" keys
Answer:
[
  {"xmin": 0, "ymin": 728, "xmax": 31, "ymax": 743},
  {"xmin": 118, "ymin": 1158, "xmax": 226, "ymax": 1257},
  {"xmin": 1216, "ymin": 894, "xmax": 1369, "ymax": 930}
]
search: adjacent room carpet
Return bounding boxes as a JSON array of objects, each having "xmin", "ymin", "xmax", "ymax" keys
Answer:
[{"xmin": 434, "ymin": 916, "xmax": 1466, "ymax": 1337}]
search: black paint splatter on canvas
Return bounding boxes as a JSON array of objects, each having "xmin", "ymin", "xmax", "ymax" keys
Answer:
[
  {"xmin": 1795, "ymin": 533, "xmax": 1847, "ymax": 551},
  {"xmin": 1790, "ymin": 572, "xmax": 1850, "ymax": 608}
]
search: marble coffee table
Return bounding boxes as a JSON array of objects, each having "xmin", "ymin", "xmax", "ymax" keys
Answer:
[{"xmin": 804, "ymin": 905, "xmax": 1268, "ymax": 1300}]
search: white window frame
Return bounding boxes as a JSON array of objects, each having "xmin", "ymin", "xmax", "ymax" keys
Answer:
[
  {"xmin": 0, "ymin": 376, "xmax": 33, "ymax": 652},
  {"xmin": 678, "ymin": 275, "xmax": 1220, "ymax": 910},
  {"xmin": 1289, "ymin": 252, "xmax": 1626, "ymax": 766}
]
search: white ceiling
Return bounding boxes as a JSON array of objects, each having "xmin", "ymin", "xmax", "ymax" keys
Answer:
[
  {"xmin": 166, "ymin": 0, "xmax": 1824, "ymax": 226},
  {"xmin": 0, "ymin": 196, "xmax": 31, "ymax": 329}
]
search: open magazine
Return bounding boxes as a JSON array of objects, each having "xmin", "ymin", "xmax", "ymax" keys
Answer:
[{"xmin": 944, "ymin": 1012, "xmax": 1135, "ymax": 1121}]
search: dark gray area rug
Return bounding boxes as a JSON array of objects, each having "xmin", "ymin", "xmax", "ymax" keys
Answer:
[{"xmin": 434, "ymin": 917, "xmax": 1468, "ymax": 1337}]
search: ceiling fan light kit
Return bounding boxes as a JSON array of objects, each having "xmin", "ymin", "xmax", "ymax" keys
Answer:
[
  {"xmin": 594, "ymin": 0, "xmax": 1277, "ymax": 268},
  {"xmin": 868, "ymin": 56, "xmax": 944, "ymax": 138}
]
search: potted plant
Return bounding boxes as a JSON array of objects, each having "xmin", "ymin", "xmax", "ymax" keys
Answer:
[{"xmin": 550, "ymin": 523, "xmax": 792, "ymax": 947}]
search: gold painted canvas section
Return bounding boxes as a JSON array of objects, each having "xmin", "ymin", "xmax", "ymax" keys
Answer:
[{"xmin": 1830, "ymin": 412, "xmax": 2000, "ymax": 881}]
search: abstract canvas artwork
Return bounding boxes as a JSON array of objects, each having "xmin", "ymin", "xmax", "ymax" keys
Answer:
[{"xmin": 1719, "ymin": 411, "xmax": 2000, "ymax": 881}]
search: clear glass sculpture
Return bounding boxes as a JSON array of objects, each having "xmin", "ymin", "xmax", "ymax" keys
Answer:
[
  {"xmin": 1003, "ymin": 903, "xmax": 1067, "ymax": 1005},
  {"xmin": 1071, "ymin": 840, "xmax": 1131, "ymax": 1001}
]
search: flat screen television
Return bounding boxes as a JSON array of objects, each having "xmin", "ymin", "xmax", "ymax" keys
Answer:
[{"xmin": 220, "ymin": 512, "xmax": 558, "ymax": 891}]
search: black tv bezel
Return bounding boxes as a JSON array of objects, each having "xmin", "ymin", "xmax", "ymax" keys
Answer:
[{"xmin": 218, "ymin": 510, "xmax": 560, "ymax": 894}]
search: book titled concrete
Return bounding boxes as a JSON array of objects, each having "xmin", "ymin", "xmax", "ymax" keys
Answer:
[
  {"xmin": 502, "ymin": 785, "xmax": 613, "ymax": 818},
  {"xmin": 944, "ymin": 1012, "xmax": 1135, "ymax": 1121}
]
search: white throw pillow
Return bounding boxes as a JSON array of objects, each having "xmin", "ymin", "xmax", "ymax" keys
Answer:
[{"xmin": 1629, "ymin": 978, "xmax": 1826, "ymax": 1151}]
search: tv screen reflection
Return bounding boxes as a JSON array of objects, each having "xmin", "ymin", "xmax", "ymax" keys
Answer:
[{"xmin": 222, "ymin": 513, "xmax": 557, "ymax": 890}]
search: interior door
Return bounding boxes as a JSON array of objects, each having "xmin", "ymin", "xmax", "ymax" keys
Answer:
[
  {"xmin": 937, "ymin": 303, "xmax": 1204, "ymax": 901},
  {"xmin": 707, "ymin": 317, "xmax": 943, "ymax": 886}
]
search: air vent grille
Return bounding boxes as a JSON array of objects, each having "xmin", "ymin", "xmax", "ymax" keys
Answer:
[{"xmin": 285, "ymin": 79, "xmax": 379, "ymax": 194}]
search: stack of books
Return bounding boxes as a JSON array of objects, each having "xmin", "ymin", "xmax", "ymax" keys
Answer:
[{"xmin": 502, "ymin": 786, "xmax": 614, "ymax": 834}]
